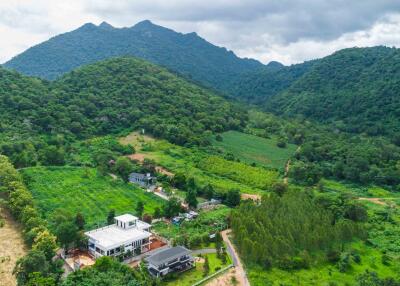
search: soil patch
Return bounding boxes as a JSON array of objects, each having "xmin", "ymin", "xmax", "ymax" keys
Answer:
[
  {"xmin": 241, "ymin": 194, "xmax": 261, "ymax": 201},
  {"xmin": 0, "ymin": 207, "xmax": 27, "ymax": 286}
]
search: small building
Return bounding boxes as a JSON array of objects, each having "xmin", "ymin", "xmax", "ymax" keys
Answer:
[
  {"xmin": 145, "ymin": 246, "xmax": 194, "ymax": 277},
  {"xmin": 129, "ymin": 172, "xmax": 156, "ymax": 187},
  {"xmin": 85, "ymin": 214, "xmax": 151, "ymax": 259}
]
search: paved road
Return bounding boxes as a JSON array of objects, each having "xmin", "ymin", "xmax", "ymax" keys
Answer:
[{"xmin": 221, "ymin": 229, "xmax": 250, "ymax": 286}]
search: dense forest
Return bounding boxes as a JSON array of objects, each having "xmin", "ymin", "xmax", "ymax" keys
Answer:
[
  {"xmin": 247, "ymin": 111, "xmax": 400, "ymax": 187},
  {"xmin": 0, "ymin": 57, "xmax": 246, "ymax": 167},
  {"xmin": 231, "ymin": 190, "xmax": 365, "ymax": 270},
  {"xmin": 267, "ymin": 47, "xmax": 400, "ymax": 139},
  {"xmin": 6, "ymin": 22, "xmax": 400, "ymax": 141},
  {"xmin": 4, "ymin": 20, "xmax": 262, "ymax": 92},
  {"xmin": 226, "ymin": 60, "xmax": 315, "ymax": 104}
]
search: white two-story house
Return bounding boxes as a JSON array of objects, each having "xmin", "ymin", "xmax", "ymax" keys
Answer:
[{"xmin": 85, "ymin": 214, "xmax": 151, "ymax": 258}]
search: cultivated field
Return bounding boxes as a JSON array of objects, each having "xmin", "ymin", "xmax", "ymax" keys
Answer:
[
  {"xmin": 0, "ymin": 207, "xmax": 27, "ymax": 286},
  {"xmin": 21, "ymin": 166, "xmax": 165, "ymax": 228},
  {"xmin": 119, "ymin": 133, "xmax": 277, "ymax": 194},
  {"xmin": 211, "ymin": 131, "xmax": 297, "ymax": 170}
]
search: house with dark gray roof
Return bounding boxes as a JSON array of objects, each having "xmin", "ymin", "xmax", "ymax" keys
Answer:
[
  {"xmin": 145, "ymin": 246, "xmax": 194, "ymax": 277},
  {"xmin": 129, "ymin": 172, "xmax": 156, "ymax": 187}
]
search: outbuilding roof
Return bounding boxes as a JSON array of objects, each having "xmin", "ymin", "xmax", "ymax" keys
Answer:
[
  {"xmin": 114, "ymin": 214, "xmax": 138, "ymax": 223},
  {"xmin": 145, "ymin": 246, "xmax": 191, "ymax": 266}
]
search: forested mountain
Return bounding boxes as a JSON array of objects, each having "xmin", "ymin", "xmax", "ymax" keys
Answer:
[
  {"xmin": 3, "ymin": 20, "xmax": 263, "ymax": 92},
  {"xmin": 0, "ymin": 57, "xmax": 246, "ymax": 166},
  {"xmin": 266, "ymin": 47, "xmax": 400, "ymax": 138},
  {"xmin": 227, "ymin": 60, "xmax": 316, "ymax": 104}
]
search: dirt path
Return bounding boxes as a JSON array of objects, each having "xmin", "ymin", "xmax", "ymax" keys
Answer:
[
  {"xmin": 0, "ymin": 207, "xmax": 27, "ymax": 286},
  {"xmin": 283, "ymin": 145, "xmax": 301, "ymax": 184},
  {"xmin": 358, "ymin": 197, "xmax": 397, "ymax": 206},
  {"xmin": 219, "ymin": 229, "xmax": 250, "ymax": 286}
]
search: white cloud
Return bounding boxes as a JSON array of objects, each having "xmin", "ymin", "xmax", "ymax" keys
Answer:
[{"xmin": 1, "ymin": 1, "xmax": 400, "ymax": 64}]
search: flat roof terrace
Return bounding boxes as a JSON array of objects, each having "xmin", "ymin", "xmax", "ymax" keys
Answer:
[{"xmin": 85, "ymin": 224, "xmax": 151, "ymax": 250}]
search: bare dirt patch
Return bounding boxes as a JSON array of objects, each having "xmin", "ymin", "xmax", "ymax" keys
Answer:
[
  {"xmin": 0, "ymin": 207, "xmax": 27, "ymax": 286},
  {"xmin": 127, "ymin": 153, "xmax": 174, "ymax": 177},
  {"xmin": 127, "ymin": 153, "xmax": 148, "ymax": 162},
  {"xmin": 205, "ymin": 267, "xmax": 242, "ymax": 286},
  {"xmin": 241, "ymin": 193, "xmax": 261, "ymax": 201},
  {"xmin": 119, "ymin": 132, "xmax": 154, "ymax": 151}
]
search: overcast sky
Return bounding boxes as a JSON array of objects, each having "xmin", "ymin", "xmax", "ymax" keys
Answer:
[{"xmin": 1, "ymin": 0, "xmax": 400, "ymax": 65}]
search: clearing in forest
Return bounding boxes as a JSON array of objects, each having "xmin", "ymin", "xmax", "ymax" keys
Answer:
[
  {"xmin": 20, "ymin": 166, "xmax": 165, "ymax": 228},
  {"xmin": 211, "ymin": 131, "xmax": 297, "ymax": 170}
]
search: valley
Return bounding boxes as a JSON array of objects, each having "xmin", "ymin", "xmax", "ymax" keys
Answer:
[{"xmin": 1, "ymin": 13, "xmax": 400, "ymax": 286}]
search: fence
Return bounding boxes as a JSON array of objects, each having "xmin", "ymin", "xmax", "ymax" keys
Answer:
[{"xmin": 191, "ymin": 264, "xmax": 234, "ymax": 286}]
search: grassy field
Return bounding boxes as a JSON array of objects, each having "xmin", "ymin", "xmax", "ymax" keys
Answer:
[
  {"xmin": 20, "ymin": 166, "xmax": 165, "ymax": 228},
  {"xmin": 248, "ymin": 242, "xmax": 400, "ymax": 286},
  {"xmin": 211, "ymin": 131, "xmax": 297, "ymax": 170},
  {"xmin": 164, "ymin": 253, "xmax": 232, "ymax": 286},
  {"xmin": 119, "ymin": 132, "xmax": 279, "ymax": 194}
]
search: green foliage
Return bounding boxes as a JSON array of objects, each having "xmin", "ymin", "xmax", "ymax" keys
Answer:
[
  {"xmin": 225, "ymin": 189, "xmax": 241, "ymax": 207},
  {"xmin": 0, "ymin": 57, "xmax": 246, "ymax": 164},
  {"xmin": 14, "ymin": 250, "xmax": 49, "ymax": 285},
  {"xmin": 227, "ymin": 60, "xmax": 315, "ymax": 104},
  {"xmin": 268, "ymin": 47, "xmax": 400, "ymax": 139},
  {"xmin": 185, "ymin": 189, "xmax": 198, "ymax": 209},
  {"xmin": 231, "ymin": 190, "xmax": 365, "ymax": 270},
  {"xmin": 62, "ymin": 256, "xmax": 143, "ymax": 286},
  {"xmin": 197, "ymin": 156, "xmax": 278, "ymax": 190},
  {"xmin": 75, "ymin": 213, "xmax": 85, "ymax": 230},
  {"xmin": 114, "ymin": 157, "xmax": 134, "ymax": 182},
  {"xmin": 248, "ymin": 110, "xmax": 400, "ymax": 187},
  {"xmin": 20, "ymin": 166, "xmax": 164, "ymax": 228},
  {"xmin": 211, "ymin": 131, "xmax": 297, "ymax": 170},
  {"xmin": 5, "ymin": 20, "xmax": 262, "ymax": 93},
  {"xmin": 153, "ymin": 206, "xmax": 230, "ymax": 248},
  {"xmin": 135, "ymin": 201, "xmax": 144, "ymax": 218},
  {"xmin": 162, "ymin": 197, "xmax": 182, "ymax": 218}
]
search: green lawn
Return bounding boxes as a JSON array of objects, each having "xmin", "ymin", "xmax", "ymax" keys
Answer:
[
  {"xmin": 164, "ymin": 253, "xmax": 231, "ymax": 286},
  {"xmin": 248, "ymin": 242, "xmax": 400, "ymax": 286},
  {"xmin": 211, "ymin": 131, "xmax": 297, "ymax": 170},
  {"xmin": 20, "ymin": 166, "xmax": 165, "ymax": 228}
]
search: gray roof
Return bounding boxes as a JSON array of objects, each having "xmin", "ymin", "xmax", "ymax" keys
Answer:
[{"xmin": 145, "ymin": 246, "xmax": 191, "ymax": 266}]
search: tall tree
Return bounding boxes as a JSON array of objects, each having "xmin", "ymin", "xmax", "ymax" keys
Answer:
[
  {"xmin": 136, "ymin": 201, "xmax": 145, "ymax": 218},
  {"xmin": 186, "ymin": 189, "xmax": 198, "ymax": 209}
]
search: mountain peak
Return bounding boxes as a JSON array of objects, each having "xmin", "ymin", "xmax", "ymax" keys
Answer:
[
  {"xmin": 266, "ymin": 61, "xmax": 284, "ymax": 69},
  {"xmin": 98, "ymin": 21, "xmax": 114, "ymax": 29},
  {"xmin": 133, "ymin": 20, "xmax": 155, "ymax": 29},
  {"xmin": 78, "ymin": 23, "xmax": 97, "ymax": 31}
]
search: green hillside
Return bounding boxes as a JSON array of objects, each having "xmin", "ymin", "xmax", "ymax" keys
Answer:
[
  {"xmin": 0, "ymin": 57, "xmax": 246, "ymax": 167},
  {"xmin": 4, "ymin": 20, "xmax": 263, "ymax": 92},
  {"xmin": 211, "ymin": 131, "xmax": 297, "ymax": 169},
  {"xmin": 267, "ymin": 47, "xmax": 400, "ymax": 139},
  {"xmin": 20, "ymin": 166, "xmax": 164, "ymax": 228}
]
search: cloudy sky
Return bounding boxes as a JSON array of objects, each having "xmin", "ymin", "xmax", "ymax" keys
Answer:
[{"xmin": 1, "ymin": 0, "xmax": 400, "ymax": 65}]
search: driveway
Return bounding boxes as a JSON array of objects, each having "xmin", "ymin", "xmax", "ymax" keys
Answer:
[{"xmin": 221, "ymin": 229, "xmax": 250, "ymax": 286}]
